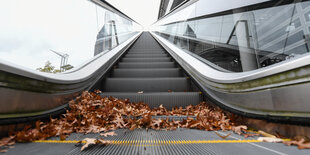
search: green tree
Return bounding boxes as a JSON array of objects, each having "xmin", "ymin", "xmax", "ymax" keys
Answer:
[{"xmin": 37, "ymin": 61, "xmax": 73, "ymax": 73}]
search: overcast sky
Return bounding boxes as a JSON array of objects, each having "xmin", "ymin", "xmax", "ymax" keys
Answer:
[
  {"xmin": 106, "ymin": 0, "xmax": 160, "ymax": 29},
  {"xmin": 0, "ymin": 0, "xmax": 160, "ymax": 70}
]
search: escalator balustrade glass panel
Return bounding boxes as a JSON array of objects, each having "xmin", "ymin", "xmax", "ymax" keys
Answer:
[
  {"xmin": 152, "ymin": 0, "xmax": 310, "ymax": 72},
  {"xmin": 0, "ymin": 0, "xmax": 141, "ymax": 73}
]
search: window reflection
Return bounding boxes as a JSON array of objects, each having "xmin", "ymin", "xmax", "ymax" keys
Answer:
[{"xmin": 155, "ymin": 1, "xmax": 310, "ymax": 72}]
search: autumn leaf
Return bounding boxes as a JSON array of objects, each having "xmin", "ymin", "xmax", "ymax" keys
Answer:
[
  {"xmin": 150, "ymin": 119, "xmax": 162, "ymax": 130},
  {"xmin": 258, "ymin": 130, "xmax": 276, "ymax": 138},
  {"xmin": 215, "ymin": 132, "xmax": 231, "ymax": 139},
  {"xmin": 231, "ymin": 125, "xmax": 247, "ymax": 135},
  {"xmin": 243, "ymin": 133, "xmax": 260, "ymax": 138},
  {"xmin": 297, "ymin": 142, "xmax": 310, "ymax": 149},
  {"xmin": 283, "ymin": 139, "xmax": 310, "ymax": 149},
  {"xmin": 100, "ymin": 131, "xmax": 117, "ymax": 137},
  {"xmin": 97, "ymin": 139, "xmax": 111, "ymax": 145},
  {"xmin": 0, "ymin": 149, "xmax": 8, "ymax": 153},
  {"xmin": 258, "ymin": 137, "xmax": 283, "ymax": 143},
  {"xmin": 60, "ymin": 134, "xmax": 66, "ymax": 141},
  {"xmin": 81, "ymin": 138, "xmax": 96, "ymax": 151},
  {"xmin": 0, "ymin": 91, "xmax": 245, "ymax": 152}
]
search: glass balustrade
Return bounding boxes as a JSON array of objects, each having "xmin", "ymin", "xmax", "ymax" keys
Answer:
[
  {"xmin": 0, "ymin": 0, "xmax": 141, "ymax": 73},
  {"xmin": 152, "ymin": 0, "xmax": 310, "ymax": 72}
]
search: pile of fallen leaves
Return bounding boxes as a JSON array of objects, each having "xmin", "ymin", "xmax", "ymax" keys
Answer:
[{"xmin": 1, "ymin": 91, "xmax": 310, "ymax": 152}]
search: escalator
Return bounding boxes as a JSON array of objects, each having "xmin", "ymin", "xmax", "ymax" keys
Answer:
[
  {"xmin": 5, "ymin": 32, "xmax": 310, "ymax": 155},
  {"xmin": 101, "ymin": 32, "xmax": 201, "ymax": 109}
]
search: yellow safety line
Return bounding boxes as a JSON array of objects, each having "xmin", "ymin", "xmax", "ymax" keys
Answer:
[{"xmin": 33, "ymin": 139, "xmax": 262, "ymax": 145}]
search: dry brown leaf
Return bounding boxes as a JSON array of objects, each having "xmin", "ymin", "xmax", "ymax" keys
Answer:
[
  {"xmin": 100, "ymin": 131, "xmax": 117, "ymax": 137},
  {"xmin": 81, "ymin": 138, "xmax": 97, "ymax": 151},
  {"xmin": 0, "ymin": 149, "xmax": 8, "ymax": 153},
  {"xmin": 60, "ymin": 134, "xmax": 66, "ymax": 141},
  {"xmin": 231, "ymin": 125, "xmax": 247, "ymax": 135},
  {"xmin": 258, "ymin": 130, "xmax": 276, "ymax": 138},
  {"xmin": 0, "ymin": 91, "xmax": 239, "ymax": 152},
  {"xmin": 297, "ymin": 142, "xmax": 310, "ymax": 149},
  {"xmin": 97, "ymin": 139, "xmax": 111, "ymax": 145},
  {"xmin": 283, "ymin": 139, "xmax": 310, "ymax": 149},
  {"xmin": 215, "ymin": 132, "xmax": 231, "ymax": 139},
  {"xmin": 258, "ymin": 137, "xmax": 283, "ymax": 143},
  {"xmin": 243, "ymin": 133, "xmax": 260, "ymax": 138}
]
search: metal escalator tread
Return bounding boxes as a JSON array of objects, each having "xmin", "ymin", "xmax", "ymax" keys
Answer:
[
  {"xmin": 7, "ymin": 129, "xmax": 308, "ymax": 155},
  {"xmin": 118, "ymin": 62, "xmax": 175, "ymax": 68},
  {"xmin": 121, "ymin": 57, "xmax": 171, "ymax": 62},
  {"xmin": 127, "ymin": 51, "xmax": 166, "ymax": 54},
  {"xmin": 127, "ymin": 49, "xmax": 166, "ymax": 52},
  {"xmin": 125, "ymin": 54, "xmax": 168, "ymax": 57},
  {"xmin": 112, "ymin": 68, "xmax": 181, "ymax": 77},
  {"xmin": 100, "ymin": 92, "xmax": 201, "ymax": 108},
  {"xmin": 103, "ymin": 77, "xmax": 189, "ymax": 92}
]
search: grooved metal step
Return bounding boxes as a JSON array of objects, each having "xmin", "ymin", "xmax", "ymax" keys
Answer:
[
  {"xmin": 130, "ymin": 46, "xmax": 163, "ymax": 49},
  {"xmin": 103, "ymin": 77, "xmax": 189, "ymax": 92},
  {"xmin": 127, "ymin": 51, "xmax": 166, "ymax": 54},
  {"xmin": 8, "ymin": 129, "xmax": 309, "ymax": 155},
  {"xmin": 101, "ymin": 92, "xmax": 201, "ymax": 108},
  {"xmin": 118, "ymin": 62, "xmax": 175, "ymax": 68},
  {"xmin": 125, "ymin": 54, "xmax": 168, "ymax": 58},
  {"xmin": 122, "ymin": 57, "xmax": 171, "ymax": 62},
  {"xmin": 112, "ymin": 68, "xmax": 181, "ymax": 77}
]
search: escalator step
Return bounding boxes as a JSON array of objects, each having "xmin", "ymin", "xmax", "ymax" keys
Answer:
[
  {"xmin": 118, "ymin": 62, "xmax": 175, "ymax": 68},
  {"xmin": 103, "ymin": 77, "xmax": 189, "ymax": 92},
  {"xmin": 127, "ymin": 51, "xmax": 166, "ymax": 54},
  {"xmin": 100, "ymin": 92, "xmax": 201, "ymax": 108},
  {"xmin": 112, "ymin": 68, "xmax": 181, "ymax": 77},
  {"xmin": 130, "ymin": 46, "xmax": 163, "ymax": 49},
  {"xmin": 125, "ymin": 53, "xmax": 168, "ymax": 58},
  {"xmin": 122, "ymin": 57, "xmax": 171, "ymax": 62}
]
